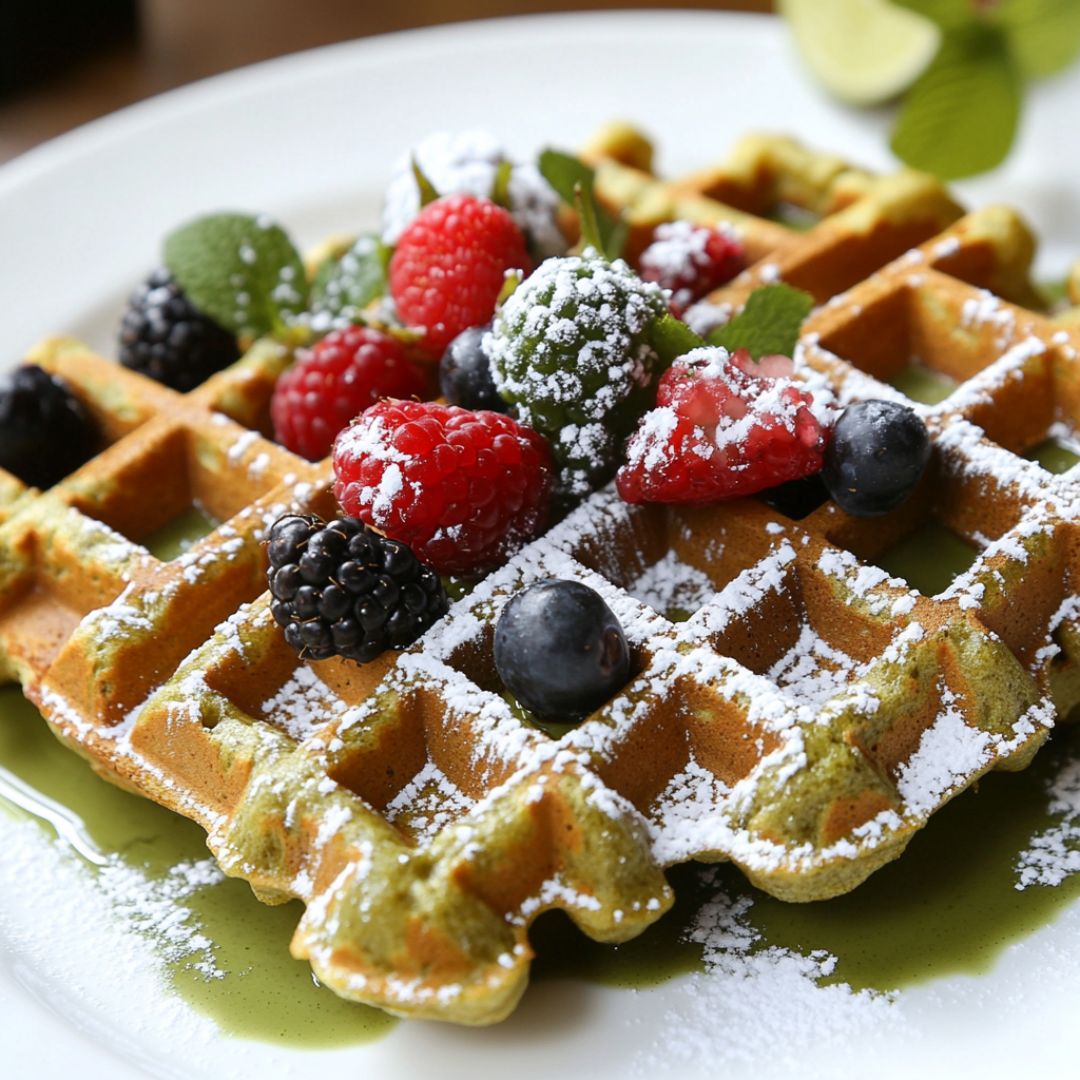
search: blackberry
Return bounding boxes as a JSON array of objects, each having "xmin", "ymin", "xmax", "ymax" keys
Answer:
[
  {"xmin": 118, "ymin": 268, "xmax": 240, "ymax": 392},
  {"xmin": 493, "ymin": 578, "xmax": 630, "ymax": 723},
  {"xmin": 438, "ymin": 324, "xmax": 507, "ymax": 412},
  {"xmin": 822, "ymin": 400, "xmax": 931, "ymax": 517},
  {"xmin": 266, "ymin": 513, "xmax": 448, "ymax": 663},
  {"xmin": 485, "ymin": 251, "xmax": 667, "ymax": 499},
  {"xmin": 0, "ymin": 365, "xmax": 99, "ymax": 489}
]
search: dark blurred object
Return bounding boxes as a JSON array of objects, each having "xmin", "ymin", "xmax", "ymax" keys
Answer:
[{"xmin": 0, "ymin": 0, "xmax": 138, "ymax": 96}]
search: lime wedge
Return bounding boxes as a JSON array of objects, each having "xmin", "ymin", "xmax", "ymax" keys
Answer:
[{"xmin": 780, "ymin": 0, "xmax": 942, "ymax": 106}]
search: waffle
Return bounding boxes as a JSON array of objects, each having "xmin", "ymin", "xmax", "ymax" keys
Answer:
[{"xmin": 1, "ymin": 128, "xmax": 1078, "ymax": 1027}]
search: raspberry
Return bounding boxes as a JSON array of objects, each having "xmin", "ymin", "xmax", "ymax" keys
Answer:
[
  {"xmin": 118, "ymin": 268, "xmax": 240, "ymax": 392},
  {"xmin": 389, "ymin": 194, "xmax": 532, "ymax": 356},
  {"xmin": 271, "ymin": 326, "xmax": 430, "ymax": 461},
  {"xmin": 485, "ymin": 250, "xmax": 667, "ymax": 499},
  {"xmin": 381, "ymin": 130, "xmax": 566, "ymax": 259},
  {"xmin": 266, "ymin": 513, "xmax": 447, "ymax": 663},
  {"xmin": 638, "ymin": 221, "xmax": 746, "ymax": 317},
  {"xmin": 616, "ymin": 347, "xmax": 834, "ymax": 504},
  {"xmin": 332, "ymin": 400, "xmax": 554, "ymax": 575}
]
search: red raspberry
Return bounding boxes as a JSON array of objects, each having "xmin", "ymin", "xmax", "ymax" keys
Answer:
[
  {"xmin": 616, "ymin": 347, "xmax": 834, "ymax": 504},
  {"xmin": 638, "ymin": 221, "xmax": 746, "ymax": 316},
  {"xmin": 389, "ymin": 194, "xmax": 532, "ymax": 355},
  {"xmin": 271, "ymin": 326, "xmax": 430, "ymax": 461},
  {"xmin": 332, "ymin": 399, "xmax": 553, "ymax": 575}
]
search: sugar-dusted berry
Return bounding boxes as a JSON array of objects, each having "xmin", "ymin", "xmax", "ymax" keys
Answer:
[
  {"xmin": 616, "ymin": 347, "xmax": 834, "ymax": 504},
  {"xmin": 332, "ymin": 399, "xmax": 553, "ymax": 575},
  {"xmin": 119, "ymin": 268, "xmax": 240, "ymax": 391},
  {"xmin": 485, "ymin": 249, "xmax": 667, "ymax": 499},
  {"xmin": 638, "ymin": 220, "xmax": 746, "ymax": 316}
]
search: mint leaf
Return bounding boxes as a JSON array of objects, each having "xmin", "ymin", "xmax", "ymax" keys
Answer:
[
  {"xmin": 311, "ymin": 234, "xmax": 391, "ymax": 321},
  {"xmin": 999, "ymin": 0, "xmax": 1080, "ymax": 77},
  {"xmin": 706, "ymin": 284, "xmax": 814, "ymax": 359},
  {"xmin": 538, "ymin": 148, "xmax": 595, "ymax": 205},
  {"xmin": 164, "ymin": 213, "xmax": 308, "ymax": 338},
  {"xmin": 538, "ymin": 147, "xmax": 626, "ymax": 260},
  {"xmin": 891, "ymin": 0, "xmax": 974, "ymax": 31},
  {"xmin": 651, "ymin": 312, "xmax": 707, "ymax": 367},
  {"xmin": 890, "ymin": 23, "xmax": 1021, "ymax": 179}
]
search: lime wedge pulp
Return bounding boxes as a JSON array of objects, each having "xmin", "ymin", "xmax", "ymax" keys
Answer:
[{"xmin": 780, "ymin": 0, "xmax": 942, "ymax": 106}]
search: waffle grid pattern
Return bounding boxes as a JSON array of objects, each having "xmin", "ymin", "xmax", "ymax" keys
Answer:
[{"xmin": 0, "ymin": 132, "xmax": 1078, "ymax": 1024}]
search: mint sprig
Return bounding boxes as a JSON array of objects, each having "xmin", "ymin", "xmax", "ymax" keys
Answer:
[
  {"xmin": 311, "ymin": 234, "xmax": 392, "ymax": 322},
  {"xmin": 164, "ymin": 213, "xmax": 309, "ymax": 339},
  {"xmin": 707, "ymin": 284, "xmax": 814, "ymax": 360},
  {"xmin": 538, "ymin": 147, "xmax": 627, "ymax": 259},
  {"xmin": 889, "ymin": 0, "xmax": 1080, "ymax": 178}
]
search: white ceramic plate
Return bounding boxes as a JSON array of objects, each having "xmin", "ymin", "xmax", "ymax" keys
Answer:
[{"xmin": 3, "ymin": 12, "xmax": 1080, "ymax": 1079}]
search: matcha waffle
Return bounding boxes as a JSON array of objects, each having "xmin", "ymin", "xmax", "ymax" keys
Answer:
[{"xmin": 0, "ymin": 128, "xmax": 1078, "ymax": 1027}]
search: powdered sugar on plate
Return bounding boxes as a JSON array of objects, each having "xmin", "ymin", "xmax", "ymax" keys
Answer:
[{"xmin": 631, "ymin": 866, "xmax": 900, "ymax": 1077}]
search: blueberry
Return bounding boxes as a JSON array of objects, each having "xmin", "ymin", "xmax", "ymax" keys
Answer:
[
  {"xmin": 438, "ymin": 325, "xmax": 508, "ymax": 412},
  {"xmin": 822, "ymin": 400, "xmax": 931, "ymax": 517},
  {"xmin": 493, "ymin": 579, "xmax": 630, "ymax": 723}
]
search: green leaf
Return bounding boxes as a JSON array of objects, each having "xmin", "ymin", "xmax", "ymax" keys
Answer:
[
  {"xmin": 497, "ymin": 268, "xmax": 524, "ymax": 307},
  {"xmin": 999, "ymin": 0, "xmax": 1080, "ymax": 77},
  {"xmin": 890, "ymin": 22, "xmax": 1021, "ymax": 180},
  {"xmin": 310, "ymin": 234, "xmax": 392, "ymax": 321},
  {"xmin": 411, "ymin": 157, "xmax": 440, "ymax": 207},
  {"xmin": 891, "ymin": 0, "xmax": 974, "ymax": 31},
  {"xmin": 707, "ymin": 284, "xmax": 814, "ymax": 359},
  {"xmin": 538, "ymin": 147, "xmax": 595, "ymax": 205},
  {"xmin": 490, "ymin": 159, "xmax": 513, "ymax": 208},
  {"xmin": 164, "ymin": 212, "xmax": 309, "ymax": 338},
  {"xmin": 651, "ymin": 313, "xmax": 707, "ymax": 367},
  {"xmin": 538, "ymin": 147, "xmax": 626, "ymax": 259}
]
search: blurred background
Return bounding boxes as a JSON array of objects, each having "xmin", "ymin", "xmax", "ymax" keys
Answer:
[{"xmin": 0, "ymin": 1, "xmax": 773, "ymax": 165}]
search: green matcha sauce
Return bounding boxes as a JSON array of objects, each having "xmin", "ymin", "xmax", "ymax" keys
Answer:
[
  {"xmin": 0, "ymin": 687, "xmax": 395, "ymax": 1047},
  {"xmin": 2, "ymin": 505, "xmax": 1079, "ymax": 1039},
  {"xmin": 876, "ymin": 521, "xmax": 979, "ymax": 597},
  {"xmin": 141, "ymin": 506, "xmax": 220, "ymax": 562},
  {"xmin": 890, "ymin": 361, "xmax": 958, "ymax": 405},
  {"xmin": 1026, "ymin": 436, "xmax": 1080, "ymax": 475}
]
